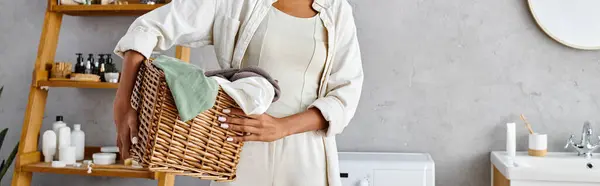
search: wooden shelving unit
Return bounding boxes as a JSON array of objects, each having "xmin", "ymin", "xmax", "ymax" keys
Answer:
[
  {"xmin": 21, "ymin": 146, "xmax": 154, "ymax": 179},
  {"xmin": 21, "ymin": 162, "xmax": 155, "ymax": 179},
  {"xmin": 50, "ymin": 3, "xmax": 164, "ymax": 16},
  {"xmin": 11, "ymin": 0, "xmax": 189, "ymax": 185},
  {"xmin": 38, "ymin": 80, "xmax": 119, "ymax": 89}
]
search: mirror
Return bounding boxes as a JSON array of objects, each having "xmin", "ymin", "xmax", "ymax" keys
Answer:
[{"xmin": 528, "ymin": 0, "xmax": 600, "ymax": 50}]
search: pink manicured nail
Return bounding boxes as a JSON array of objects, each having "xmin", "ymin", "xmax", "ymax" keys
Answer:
[
  {"xmin": 220, "ymin": 123, "xmax": 229, "ymax": 129},
  {"xmin": 222, "ymin": 109, "xmax": 231, "ymax": 114},
  {"xmin": 218, "ymin": 116, "xmax": 226, "ymax": 122},
  {"xmin": 226, "ymin": 137, "xmax": 234, "ymax": 142}
]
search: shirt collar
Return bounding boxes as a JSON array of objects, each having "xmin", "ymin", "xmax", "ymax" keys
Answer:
[
  {"xmin": 266, "ymin": 0, "xmax": 330, "ymax": 11},
  {"xmin": 313, "ymin": 0, "xmax": 330, "ymax": 11}
]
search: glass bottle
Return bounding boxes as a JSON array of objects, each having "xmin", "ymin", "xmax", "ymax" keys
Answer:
[
  {"xmin": 106, "ymin": 54, "xmax": 113, "ymax": 65},
  {"xmin": 84, "ymin": 60, "xmax": 92, "ymax": 74},
  {"xmin": 85, "ymin": 54, "xmax": 94, "ymax": 74},
  {"xmin": 75, "ymin": 53, "xmax": 85, "ymax": 73},
  {"xmin": 90, "ymin": 53, "xmax": 99, "ymax": 75},
  {"xmin": 98, "ymin": 54, "xmax": 106, "ymax": 82}
]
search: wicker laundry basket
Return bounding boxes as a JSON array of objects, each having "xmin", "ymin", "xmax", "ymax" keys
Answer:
[{"xmin": 130, "ymin": 60, "xmax": 246, "ymax": 181}]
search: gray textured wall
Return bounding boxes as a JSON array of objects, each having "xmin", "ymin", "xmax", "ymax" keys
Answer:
[{"xmin": 2, "ymin": 0, "xmax": 600, "ymax": 185}]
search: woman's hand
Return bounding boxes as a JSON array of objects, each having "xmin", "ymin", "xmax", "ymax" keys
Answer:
[
  {"xmin": 113, "ymin": 102, "xmax": 139, "ymax": 159},
  {"xmin": 219, "ymin": 108, "xmax": 291, "ymax": 142}
]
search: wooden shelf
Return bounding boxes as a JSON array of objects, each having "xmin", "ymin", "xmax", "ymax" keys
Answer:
[
  {"xmin": 21, "ymin": 147, "xmax": 155, "ymax": 179},
  {"xmin": 50, "ymin": 3, "xmax": 165, "ymax": 16},
  {"xmin": 22, "ymin": 162, "xmax": 155, "ymax": 179},
  {"xmin": 38, "ymin": 80, "xmax": 119, "ymax": 89}
]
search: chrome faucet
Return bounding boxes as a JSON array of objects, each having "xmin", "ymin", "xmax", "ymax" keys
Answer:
[{"xmin": 565, "ymin": 121, "xmax": 600, "ymax": 158}]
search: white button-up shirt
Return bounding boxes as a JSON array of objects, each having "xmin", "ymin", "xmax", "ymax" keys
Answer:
[{"xmin": 114, "ymin": 0, "xmax": 363, "ymax": 185}]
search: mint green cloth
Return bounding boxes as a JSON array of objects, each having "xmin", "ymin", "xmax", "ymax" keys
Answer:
[{"xmin": 152, "ymin": 55, "xmax": 219, "ymax": 122}]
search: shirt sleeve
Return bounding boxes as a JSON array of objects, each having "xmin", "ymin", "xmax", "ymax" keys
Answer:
[
  {"xmin": 114, "ymin": 0, "xmax": 217, "ymax": 59},
  {"xmin": 310, "ymin": 2, "xmax": 364, "ymax": 137}
]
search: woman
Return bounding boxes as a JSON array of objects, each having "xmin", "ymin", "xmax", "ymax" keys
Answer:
[{"xmin": 113, "ymin": 0, "xmax": 363, "ymax": 185}]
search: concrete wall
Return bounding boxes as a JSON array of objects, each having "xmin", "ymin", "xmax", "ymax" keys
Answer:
[{"xmin": 2, "ymin": 0, "xmax": 600, "ymax": 185}]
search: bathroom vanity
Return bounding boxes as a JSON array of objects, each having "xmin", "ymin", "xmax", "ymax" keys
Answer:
[{"xmin": 491, "ymin": 151, "xmax": 600, "ymax": 186}]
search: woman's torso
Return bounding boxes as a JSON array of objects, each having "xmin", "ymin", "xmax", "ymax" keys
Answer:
[
  {"xmin": 211, "ymin": 7, "xmax": 329, "ymax": 186},
  {"xmin": 242, "ymin": 7, "xmax": 328, "ymax": 117}
]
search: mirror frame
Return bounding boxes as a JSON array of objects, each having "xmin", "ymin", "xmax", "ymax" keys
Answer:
[{"xmin": 528, "ymin": 0, "xmax": 600, "ymax": 50}]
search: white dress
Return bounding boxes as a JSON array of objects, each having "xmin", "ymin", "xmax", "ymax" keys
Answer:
[{"xmin": 211, "ymin": 7, "xmax": 328, "ymax": 186}]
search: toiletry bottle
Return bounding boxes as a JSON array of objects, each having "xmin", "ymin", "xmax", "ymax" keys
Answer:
[
  {"xmin": 71, "ymin": 124, "xmax": 85, "ymax": 161},
  {"xmin": 86, "ymin": 54, "xmax": 95, "ymax": 74},
  {"xmin": 91, "ymin": 53, "xmax": 99, "ymax": 75},
  {"xmin": 98, "ymin": 54, "xmax": 106, "ymax": 82},
  {"xmin": 506, "ymin": 123, "xmax": 516, "ymax": 166},
  {"xmin": 42, "ymin": 130, "xmax": 57, "ymax": 163},
  {"xmin": 58, "ymin": 126, "xmax": 71, "ymax": 162},
  {"xmin": 75, "ymin": 53, "xmax": 85, "ymax": 73},
  {"xmin": 106, "ymin": 54, "xmax": 113, "ymax": 65},
  {"xmin": 59, "ymin": 146, "xmax": 76, "ymax": 165},
  {"xmin": 52, "ymin": 116, "xmax": 67, "ymax": 159},
  {"xmin": 85, "ymin": 60, "xmax": 92, "ymax": 74}
]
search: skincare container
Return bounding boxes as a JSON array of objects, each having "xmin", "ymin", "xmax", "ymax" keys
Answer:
[
  {"xmin": 506, "ymin": 123, "xmax": 516, "ymax": 166},
  {"xmin": 93, "ymin": 153, "xmax": 117, "ymax": 165},
  {"xmin": 71, "ymin": 124, "xmax": 85, "ymax": 161},
  {"xmin": 52, "ymin": 116, "xmax": 67, "ymax": 159},
  {"xmin": 42, "ymin": 130, "xmax": 57, "ymax": 163}
]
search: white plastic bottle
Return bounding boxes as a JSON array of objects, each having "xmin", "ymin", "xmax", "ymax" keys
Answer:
[
  {"xmin": 59, "ymin": 146, "xmax": 76, "ymax": 165},
  {"xmin": 71, "ymin": 124, "xmax": 85, "ymax": 161},
  {"xmin": 506, "ymin": 123, "xmax": 516, "ymax": 166},
  {"xmin": 52, "ymin": 116, "xmax": 67, "ymax": 159},
  {"xmin": 58, "ymin": 126, "xmax": 71, "ymax": 161},
  {"xmin": 42, "ymin": 130, "xmax": 57, "ymax": 163}
]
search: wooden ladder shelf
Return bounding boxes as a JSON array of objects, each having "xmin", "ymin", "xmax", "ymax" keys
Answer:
[{"xmin": 11, "ymin": 1, "xmax": 190, "ymax": 185}]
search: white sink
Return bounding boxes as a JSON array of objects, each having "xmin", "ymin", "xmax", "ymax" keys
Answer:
[{"xmin": 491, "ymin": 151, "xmax": 600, "ymax": 185}]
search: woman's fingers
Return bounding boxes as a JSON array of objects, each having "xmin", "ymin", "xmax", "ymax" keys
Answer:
[
  {"xmin": 116, "ymin": 109, "xmax": 139, "ymax": 159},
  {"xmin": 117, "ymin": 126, "xmax": 131, "ymax": 159},
  {"xmin": 127, "ymin": 110, "xmax": 140, "ymax": 145},
  {"xmin": 222, "ymin": 123, "xmax": 261, "ymax": 134},
  {"xmin": 219, "ymin": 116, "xmax": 261, "ymax": 127},
  {"xmin": 222, "ymin": 108, "xmax": 259, "ymax": 119},
  {"xmin": 222, "ymin": 108, "xmax": 243, "ymax": 115}
]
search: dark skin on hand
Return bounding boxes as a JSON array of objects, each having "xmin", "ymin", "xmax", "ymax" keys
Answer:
[{"xmin": 113, "ymin": 0, "xmax": 325, "ymax": 159}]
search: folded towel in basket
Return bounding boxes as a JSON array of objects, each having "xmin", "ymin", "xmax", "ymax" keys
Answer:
[
  {"xmin": 205, "ymin": 67, "xmax": 281, "ymax": 102},
  {"xmin": 210, "ymin": 76, "xmax": 275, "ymax": 115},
  {"xmin": 152, "ymin": 55, "xmax": 219, "ymax": 122}
]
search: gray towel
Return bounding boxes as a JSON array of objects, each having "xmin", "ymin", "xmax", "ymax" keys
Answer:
[{"xmin": 206, "ymin": 67, "xmax": 281, "ymax": 102}]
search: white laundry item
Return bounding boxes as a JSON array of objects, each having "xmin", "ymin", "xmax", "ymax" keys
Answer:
[
  {"xmin": 211, "ymin": 76, "xmax": 275, "ymax": 115},
  {"xmin": 212, "ymin": 7, "xmax": 328, "ymax": 186}
]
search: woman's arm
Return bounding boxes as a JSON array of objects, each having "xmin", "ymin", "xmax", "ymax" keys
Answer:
[
  {"xmin": 113, "ymin": 51, "xmax": 144, "ymax": 158},
  {"xmin": 114, "ymin": 0, "xmax": 218, "ymax": 58},
  {"xmin": 219, "ymin": 108, "xmax": 326, "ymax": 142},
  {"xmin": 113, "ymin": 0, "xmax": 219, "ymax": 158},
  {"xmin": 309, "ymin": 1, "xmax": 363, "ymax": 137}
]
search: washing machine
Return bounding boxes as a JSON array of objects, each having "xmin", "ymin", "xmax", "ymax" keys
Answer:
[{"xmin": 338, "ymin": 152, "xmax": 435, "ymax": 186}]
